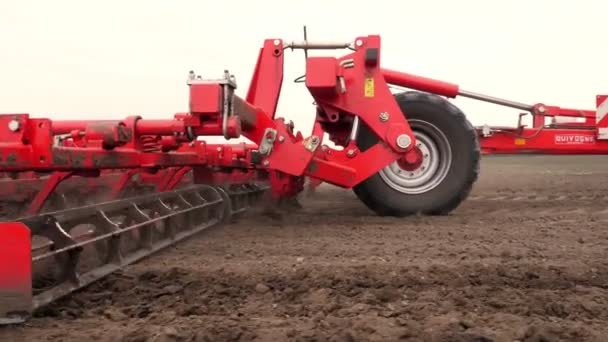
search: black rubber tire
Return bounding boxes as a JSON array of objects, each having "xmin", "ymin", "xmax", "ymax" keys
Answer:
[{"xmin": 353, "ymin": 91, "xmax": 480, "ymax": 216}]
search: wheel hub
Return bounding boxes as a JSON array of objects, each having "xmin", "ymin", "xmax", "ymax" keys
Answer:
[
  {"xmin": 397, "ymin": 148, "xmax": 423, "ymax": 171},
  {"xmin": 378, "ymin": 120, "xmax": 452, "ymax": 195}
]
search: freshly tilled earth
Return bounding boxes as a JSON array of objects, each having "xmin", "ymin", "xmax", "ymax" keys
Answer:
[{"xmin": 2, "ymin": 155, "xmax": 608, "ymax": 341}]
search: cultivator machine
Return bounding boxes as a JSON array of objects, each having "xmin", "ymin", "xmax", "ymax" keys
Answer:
[
  {"xmin": 475, "ymin": 94, "xmax": 608, "ymax": 154},
  {"xmin": 1, "ymin": 32, "xmax": 605, "ymax": 324}
]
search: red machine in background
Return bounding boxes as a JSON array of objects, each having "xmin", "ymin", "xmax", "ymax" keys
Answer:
[
  {"xmin": 1, "ymin": 31, "xmax": 604, "ymax": 324},
  {"xmin": 473, "ymin": 94, "xmax": 608, "ymax": 155}
]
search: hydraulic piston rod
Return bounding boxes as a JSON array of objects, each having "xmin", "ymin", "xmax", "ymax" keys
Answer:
[
  {"xmin": 458, "ymin": 90, "xmax": 534, "ymax": 112},
  {"xmin": 381, "ymin": 68, "xmax": 535, "ymax": 112},
  {"xmin": 283, "ymin": 40, "xmax": 353, "ymax": 50}
]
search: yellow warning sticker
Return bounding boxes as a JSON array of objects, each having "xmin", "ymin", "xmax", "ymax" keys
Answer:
[
  {"xmin": 514, "ymin": 138, "xmax": 525, "ymax": 145},
  {"xmin": 364, "ymin": 78, "xmax": 374, "ymax": 97}
]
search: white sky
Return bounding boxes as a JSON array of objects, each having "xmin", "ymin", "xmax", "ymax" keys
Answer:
[{"xmin": 0, "ymin": 0, "xmax": 606, "ymax": 142}]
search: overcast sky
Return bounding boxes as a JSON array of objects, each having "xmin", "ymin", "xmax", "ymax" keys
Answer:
[{"xmin": 0, "ymin": 0, "xmax": 605, "ymax": 142}]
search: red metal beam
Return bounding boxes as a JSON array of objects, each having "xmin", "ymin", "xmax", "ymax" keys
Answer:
[{"xmin": 478, "ymin": 127, "xmax": 608, "ymax": 154}]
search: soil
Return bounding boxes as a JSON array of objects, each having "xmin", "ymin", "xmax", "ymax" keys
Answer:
[{"xmin": 2, "ymin": 155, "xmax": 608, "ymax": 342}]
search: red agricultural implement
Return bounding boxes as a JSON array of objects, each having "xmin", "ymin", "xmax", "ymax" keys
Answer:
[
  {"xmin": 475, "ymin": 94, "xmax": 608, "ymax": 155},
  {"xmin": 1, "ymin": 32, "xmax": 604, "ymax": 324}
]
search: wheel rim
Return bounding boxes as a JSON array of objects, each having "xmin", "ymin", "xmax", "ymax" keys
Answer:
[{"xmin": 378, "ymin": 119, "xmax": 452, "ymax": 195}]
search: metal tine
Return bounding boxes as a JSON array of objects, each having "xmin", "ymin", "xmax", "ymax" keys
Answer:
[
  {"xmin": 205, "ymin": 185, "xmax": 227, "ymax": 219},
  {"xmin": 199, "ymin": 186, "xmax": 226, "ymax": 224},
  {"xmin": 134, "ymin": 200, "xmax": 165, "ymax": 247},
  {"xmin": 158, "ymin": 196, "xmax": 182, "ymax": 239},
  {"xmin": 198, "ymin": 185, "xmax": 224, "ymax": 222},
  {"xmin": 127, "ymin": 203, "xmax": 153, "ymax": 250},
  {"xmin": 190, "ymin": 189, "xmax": 210, "ymax": 224},
  {"xmin": 172, "ymin": 193, "xmax": 194, "ymax": 234},
  {"xmin": 178, "ymin": 190, "xmax": 203, "ymax": 228},
  {"xmin": 23, "ymin": 184, "xmax": 266, "ymax": 315},
  {"xmin": 183, "ymin": 187, "xmax": 220, "ymax": 232},
  {"xmin": 96, "ymin": 209, "xmax": 124, "ymax": 265},
  {"xmin": 27, "ymin": 217, "xmax": 81, "ymax": 296},
  {"xmin": 31, "ymin": 193, "xmax": 222, "ymax": 263},
  {"xmin": 101, "ymin": 204, "xmax": 134, "ymax": 253},
  {"xmin": 154, "ymin": 197, "xmax": 174, "ymax": 214},
  {"xmin": 185, "ymin": 190, "xmax": 207, "ymax": 209},
  {"xmin": 176, "ymin": 194, "xmax": 193, "ymax": 207},
  {"xmin": 227, "ymin": 186, "xmax": 248, "ymax": 215},
  {"xmin": 213, "ymin": 187, "xmax": 234, "ymax": 223},
  {"xmin": 176, "ymin": 194, "xmax": 196, "ymax": 234},
  {"xmin": 29, "ymin": 186, "xmax": 232, "ymax": 312},
  {"xmin": 153, "ymin": 197, "xmax": 176, "ymax": 240},
  {"xmin": 87, "ymin": 211, "xmax": 119, "ymax": 265},
  {"xmin": 20, "ymin": 186, "xmax": 203, "ymax": 223}
]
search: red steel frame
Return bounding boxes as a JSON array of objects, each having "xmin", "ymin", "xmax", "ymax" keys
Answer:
[{"xmin": 475, "ymin": 96, "xmax": 608, "ymax": 155}]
